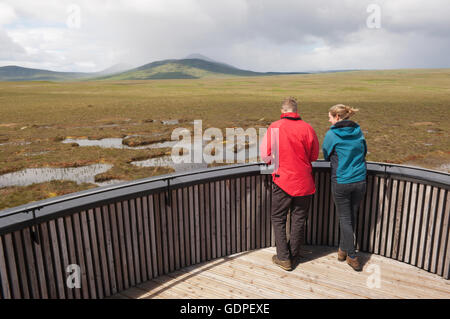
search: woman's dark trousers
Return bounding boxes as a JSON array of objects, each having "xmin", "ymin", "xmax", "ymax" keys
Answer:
[
  {"xmin": 271, "ymin": 183, "xmax": 312, "ymax": 261},
  {"xmin": 331, "ymin": 181, "xmax": 366, "ymax": 256}
]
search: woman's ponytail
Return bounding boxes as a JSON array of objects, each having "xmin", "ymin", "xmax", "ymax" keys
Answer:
[{"xmin": 329, "ymin": 104, "xmax": 359, "ymax": 120}]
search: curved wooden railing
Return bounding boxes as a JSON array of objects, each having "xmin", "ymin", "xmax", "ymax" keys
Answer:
[{"xmin": 0, "ymin": 161, "xmax": 448, "ymax": 299}]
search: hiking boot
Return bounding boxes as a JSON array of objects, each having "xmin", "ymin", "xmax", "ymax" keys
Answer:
[
  {"xmin": 346, "ymin": 255, "xmax": 362, "ymax": 272},
  {"xmin": 272, "ymin": 255, "xmax": 292, "ymax": 271},
  {"xmin": 338, "ymin": 248, "xmax": 347, "ymax": 262}
]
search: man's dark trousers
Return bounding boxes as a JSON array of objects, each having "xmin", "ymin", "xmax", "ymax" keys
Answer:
[{"xmin": 271, "ymin": 182, "xmax": 312, "ymax": 261}]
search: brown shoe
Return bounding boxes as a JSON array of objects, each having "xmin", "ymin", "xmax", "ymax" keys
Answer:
[
  {"xmin": 338, "ymin": 248, "xmax": 347, "ymax": 262},
  {"xmin": 346, "ymin": 255, "xmax": 362, "ymax": 272},
  {"xmin": 272, "ymin": 255, "xmax": 292, "ymax": 271}
]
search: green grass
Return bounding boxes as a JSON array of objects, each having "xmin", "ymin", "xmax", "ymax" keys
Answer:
[{"xmin": 0, "ymin": 68, "xmax": 449, "ymax": 210}]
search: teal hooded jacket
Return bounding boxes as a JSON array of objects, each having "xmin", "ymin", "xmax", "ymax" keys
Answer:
[{"xmin": 322, "ymin": 120, "xmax": 367, "ymax": 184}]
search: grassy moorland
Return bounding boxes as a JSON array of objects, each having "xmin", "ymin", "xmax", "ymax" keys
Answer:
[{"xmin": 0, "ymin": 68, "xmax": 449, "ymax": 210}]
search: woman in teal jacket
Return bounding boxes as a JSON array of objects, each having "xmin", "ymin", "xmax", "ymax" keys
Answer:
[{"xmin": 322, "ymin": 104, "xmax": 367, "ymax": 271}]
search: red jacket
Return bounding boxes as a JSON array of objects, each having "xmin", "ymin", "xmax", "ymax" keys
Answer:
[{"xmin": 260, "ymin": 112, "xmax": 319, "ymax": 197}]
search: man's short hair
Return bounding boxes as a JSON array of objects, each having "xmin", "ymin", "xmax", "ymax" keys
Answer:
[{"xmin": 281, "ymin": 97, "xmax": 298, "ymax": 113}]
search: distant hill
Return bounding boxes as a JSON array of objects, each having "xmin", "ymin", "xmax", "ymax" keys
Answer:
[
  {"xmin": 96, "ymin": 58, "xmax": 309, "ymax": 80},
  {"xmin": 0, "ymin": 56, "xmax": 310, "ymax": 81},
  {"xmin": 183, "ymin": 53, "xmax": 238, "ymax": 69},
  {"xmin": 0, "ymin": 64, "xmax": 136, "ymax": 82},
  {"xmin": 0, "ymin": 65, "xmax": 91, "ymax": 81}
]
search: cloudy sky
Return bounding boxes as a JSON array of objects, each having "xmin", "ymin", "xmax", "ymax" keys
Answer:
[{"xmin": 0, "ymin": 0, "xmax": 449, "ymax": 72}]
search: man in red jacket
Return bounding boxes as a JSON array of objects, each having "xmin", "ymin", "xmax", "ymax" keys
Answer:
[{"xmin": 260, "ymin": 97, "xmax": 319, "ymax": 271}]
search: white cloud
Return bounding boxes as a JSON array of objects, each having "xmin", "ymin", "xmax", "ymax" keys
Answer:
[
  {"xmin": 0, "ymin": 0, "xmax": 449, "ymax": 72},
  {"xmin": 0, "ymin": 30, "xmax": 26, "ymax": 60},
  {"xmin": 0, "ymin": 3, "xmax": 16, "ymax": 26}
]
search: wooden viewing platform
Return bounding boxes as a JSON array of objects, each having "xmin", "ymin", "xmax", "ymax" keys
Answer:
[
  {"xmin": 0, "ymin": 162, "xmax": 448, "ymax": 299},
  {"xmin": 111, "ymin": 246, "xmax": 450, "ymax": 299}
]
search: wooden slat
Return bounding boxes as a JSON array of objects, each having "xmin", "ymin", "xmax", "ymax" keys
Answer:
[
  {"xmin": 193, "ymin": 184, "xmax": 201, "ymax": 264},
  {"xmin": 64, "ymin": 215, "xmax": 79, "ymax": 299},
  {"xmin": 166, "ymin": 191, "xmax": 175, "ymax": 272},
  {"xmin": 255, "ymin": 176, "xmax": 261, "ymax": 249},
  {"xmin": 241, "ymin": 177, "xmax": 247, "ymax": 250},
  {"xmin": 225, "ymin": 179, "xmax": 232, "ymax": 255},
  {"xmin": 5, "ymin": 233, "xmax": 22, "ymax": 298},
  {"xmin": 411, "ymin": 184, "xmax": 426, "ymax": 267},
  {"xmin": 358, "ymin": 176, "xmax": 369, "ymax": 251},
  {"xmin": 147, "ymin": 195, "xmax": 159, "ymax": 278},
  {"xmin": 12, "ymin": 230, "xmax": 30, "ymax": 299},
  {"xmin": 417, "ymin": 185, "xmax": 432, "ymax": 269},
  {"xmin": 188, "ymin": 186, "xmax": 197, "ymax": 264},
  {"xmin": 70, "ymin": 214, "xmax": 89, "ymax": 298},
  {"xmin": 424, "ymin": 187, "xmax": 439, "ymax": 272},
  {"xmin": 182, "ymin": 187, "xmax": 191, "ymax": 266},
  {"xmin": 108, "ymin": 203, "xmax": 123, "ymax": 293},
  {"xmin": 438, "ymin": 192, "xmax": 449, "ymax": 279},
  {"xmin": 380, "ymin": 177, "xmax": 391, "ymax": 257},
  {"xmin": 153, "ymin": 194, "xmax": 164, "ymax": 276},
  {"xmin": 397, "ymin": 181, "xmax": 411, "ymax": 262},
  {"xmin": 56, "ymin": 218, "xmax": 72, "ymax": 299},
  {"xmin": 129, "ymin": 199, "xmax": 141, "ymax": 284},
  {"xmin": 102, "ymin": 205, "xmax": 118, "ymax": 295},
  {"xmin": 0, "ymin": 235, "xmax": 12, "ymax": 299},
  {"xmin": 28, "ymin": 223, "xmax": 47, "ymax": 298},
  {"xmin": 392, "ymin": 180, "xmax": 405, "ymax": 260},
  {"xmin": 404, "ymin": 183, "xmax": 418, "ymax": 264},
  {"xmin": 170, "ymin": 189, "xmax": 180, "ymax": 270},
  {"xmin": 86, "ymin": 209, "xmax": 103, "ymax": 298},
  {"xmin": 136, "ymin": 198, "xmax": 147, "ymax": 281},
  {"xmin": 79, "ymin": 211, "xmax": 97, "ymax": 298},
  {"xmin": 159, "ymin": 193, "xmax": 170, "ymax": 274},
  {"xmin": 175, "ymin": 189, "xmax": 186, "ymax": 269},
  {"xmin": 117, "ymin": 203, "xmax": 132, "ymax": 291},
  {"xmin": 214, "ymin": 181, "xmax": 222, "ymax": 257},
  {"xmin": 368, "ymin": 176, "xmax": 379, "ymax": 253},
  {"xmin": 94, "ymin": 207, "xmax": 111, "ymax": 297},
  {"xmin": 431, "ymin": 189, "xmax": 446, "ymax": 275},
  {"xmin": 373, "ymin": 177, "xmax": 385, "ymax": 255},
  {"xmin": 210, "ymin": 182, "xmax": 217, "ymax": 260},
  {"xmin": 250, "ymin": 176, "xmax": 256, "ymax": 250},
  {"xmin": 221, "ymin": 179, "xmax": 227, "ymax": 256},
  {"xmin": 230, "ymin": 178, "xmax": 237, "ymax": 254},
  {"xmin": 245, "ymin": 176, "xmax": 251, "ymax": 251},
  {"xmin": 48, "ymin": 220, "xmax": 66, "ymax": 298},
  {"xmin": 21, "ymin": 228, "xmax": 40, "ymax": 299},
  {"xmin": 235, "ymin": 177, "xmax": 242, "ymax": 253},
  {"xmin": 260, "ymin": 175, "xmax": 266, "ymax": 249},
  {"xmin": 204, "ymin": 183, "xmax": 212, "ymax": 261},
  {"xmin": 199, "ymin": 183, "xmax": 206, "ymax": 262},
  {"xmin": 385, "ymin": 179, "xmax": 397, "ymax": 258},
  {"xmin": 142, "ymin": 194, "xmax": 154, "ymax": 279},
  {"xmin": 267, "ymin": 176, "xmax": 272, "ymax": 247}
]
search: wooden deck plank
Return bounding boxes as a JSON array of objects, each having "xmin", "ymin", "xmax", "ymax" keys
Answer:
[
  {"xmin": 110, "ymin": 246, "xmax": 450, "ymax": 299},
  {"xmin": 205, "ymin": 258, "xmax": 352, "ymax": 299},
  {"xmin": 247, "ymin": 248, "xmax": 447, "ymax": 299}
]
